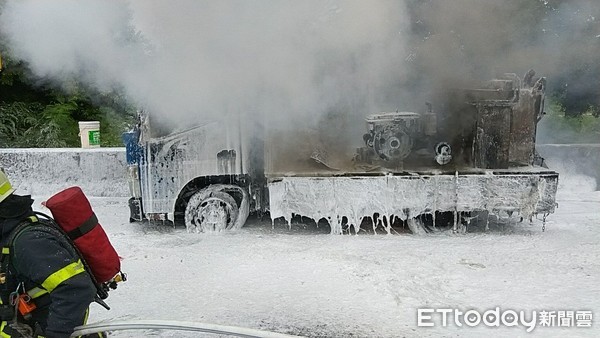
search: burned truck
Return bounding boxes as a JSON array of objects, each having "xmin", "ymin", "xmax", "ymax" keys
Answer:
[{"xmin": 124, "ymin": 71, "xmax": 558, "ymax": 234}]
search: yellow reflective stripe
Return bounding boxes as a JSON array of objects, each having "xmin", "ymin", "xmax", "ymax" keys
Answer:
[
  {"xmin": 41, "ymin": 259, "xmax": 85, "ymax": 293},
  {"xmin": 0, "ymin": 321, "xmax": 10, "ymax": 338},
  {"xmin": 0, "ymin": 181, "xmax": 12, "ymax": 195},
  {"xmin": 27, "ymin": 287, "xmax": 48, "ymax": 299},
  {"xmin": 28, "ymin": 216, "xmax": 38, "ymax": 223}
]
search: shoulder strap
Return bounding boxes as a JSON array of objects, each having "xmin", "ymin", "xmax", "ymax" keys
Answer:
[{"xmin": 0, "ymin": 215, "xmax": 39, "ymax": 287}]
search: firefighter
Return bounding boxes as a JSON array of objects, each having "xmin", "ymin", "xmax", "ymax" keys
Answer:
[{"xmin": 0, "ymin": 169, "xmax": 98, "ymax": 337}]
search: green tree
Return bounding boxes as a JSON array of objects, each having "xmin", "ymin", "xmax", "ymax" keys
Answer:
[{"xmin": 0, "ymin": 53, "xmax": 135, "ymax": 148}]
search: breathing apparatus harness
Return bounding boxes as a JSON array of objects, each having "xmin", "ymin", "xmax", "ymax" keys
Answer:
[{"xmin": 0, "ymin": 212, "xmax": 125, "ymax": 322}]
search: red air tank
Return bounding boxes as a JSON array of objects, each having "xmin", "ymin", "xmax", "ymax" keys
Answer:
[{"xmin": 45, "ymin": 186, "xmax": 120, "ymax": 284}]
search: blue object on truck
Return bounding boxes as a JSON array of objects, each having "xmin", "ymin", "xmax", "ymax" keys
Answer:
[
  {"xmin": 122, "ymin": 130, "xmax": 142, "ymax": 165},
  {"xmin": 122, "ymin": 130, "xmax": 145, "ymax": 222}
]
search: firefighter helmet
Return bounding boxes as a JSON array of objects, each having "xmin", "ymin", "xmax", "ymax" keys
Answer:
[{"xmin": 0, "ymin": 168, "xmax": 15, "ymax": 204}]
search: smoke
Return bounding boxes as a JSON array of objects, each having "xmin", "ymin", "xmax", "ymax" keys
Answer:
[
  {"xmin": 404, "ymin": 0, "xmax": 600, "ymax": 144},
  {"xmin": 1, "ymin": 0, "xmax": 598, "ymax": 150},
  {"xmin": 0, "ymin": 0, "xmax": 412, "ymax": 135},
  {"xmin": 410, "ymin": 1, "xmax": 598, "ymax": 91}
]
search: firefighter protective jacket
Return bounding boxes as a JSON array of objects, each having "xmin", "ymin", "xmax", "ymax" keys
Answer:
[{"xmin": 0, "ymin": 194, "xmax": 97, "ymax": 338}]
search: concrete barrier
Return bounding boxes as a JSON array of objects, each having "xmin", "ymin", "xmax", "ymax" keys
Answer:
[{"xmin": 0, "ymin": 148, "xmax": 128, "ymax": 197}]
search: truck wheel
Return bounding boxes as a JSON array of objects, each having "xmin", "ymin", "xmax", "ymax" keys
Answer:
[{"xmin": 184, "ymin": 185, "xmax": 249, "ymax": 233}]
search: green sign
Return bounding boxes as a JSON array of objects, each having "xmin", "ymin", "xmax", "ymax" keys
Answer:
[{"xmin": 88, "ymin": 130, "xmax": 100, "ymax": 146}]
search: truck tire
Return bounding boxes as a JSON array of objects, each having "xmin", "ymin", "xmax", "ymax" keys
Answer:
[{"xmin": 184, "ymin": 184, "xmax": 249, "ymax": 233}]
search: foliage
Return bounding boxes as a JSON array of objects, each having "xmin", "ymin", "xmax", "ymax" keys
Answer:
[
  {"xmin": 0, "ymin": 55, "xmax": 135, "ymax": 148},
  {"xmin": 0, "ymin": 101, "xmax": 67, "ymax": 147},
  {"xmin": 537, "ymin": 97, "xmax": 600, "ymax": 144}
]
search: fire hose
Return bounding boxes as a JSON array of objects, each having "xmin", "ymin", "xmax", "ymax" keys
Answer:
[{"xmin": 71, "ymin": 320, "xmax": 304, "ymax": 337}]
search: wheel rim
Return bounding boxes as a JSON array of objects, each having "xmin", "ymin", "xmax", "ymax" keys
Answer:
[
  {"xmin": 197, "ymin": 197, "xmax": 230, "ymax": 232},
  {"xmin": 185, "ymin": 190, "xmax": 239, "ymax": 233}
]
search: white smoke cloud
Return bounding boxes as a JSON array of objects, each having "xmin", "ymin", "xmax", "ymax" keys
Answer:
[{"xmin": 0, "ymin": 0, "xmax": 411, "ymax": 133}]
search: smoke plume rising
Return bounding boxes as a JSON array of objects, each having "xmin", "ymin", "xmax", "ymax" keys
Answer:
[
  {"xmin": 1, "ymin": 0, "xmax": 598, "ymax": 146},
  {"xmin": 0, "ymin": 0, "xmax": 412, "ymax": 136}
]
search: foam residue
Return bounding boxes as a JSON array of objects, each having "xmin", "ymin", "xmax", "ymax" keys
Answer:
[{"xmin": 268, "ymin": 172, "xmax": 559, "ymax": 234}]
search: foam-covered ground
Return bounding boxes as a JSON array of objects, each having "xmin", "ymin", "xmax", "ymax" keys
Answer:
[{"xmin": 27, "ymin": 172, "xmax": 598, "ymax": 338}]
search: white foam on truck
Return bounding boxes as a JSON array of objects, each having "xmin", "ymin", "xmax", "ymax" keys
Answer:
[{"xmin": 269, "ymin": 171, "xmax": 558, "ymax": 234}]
